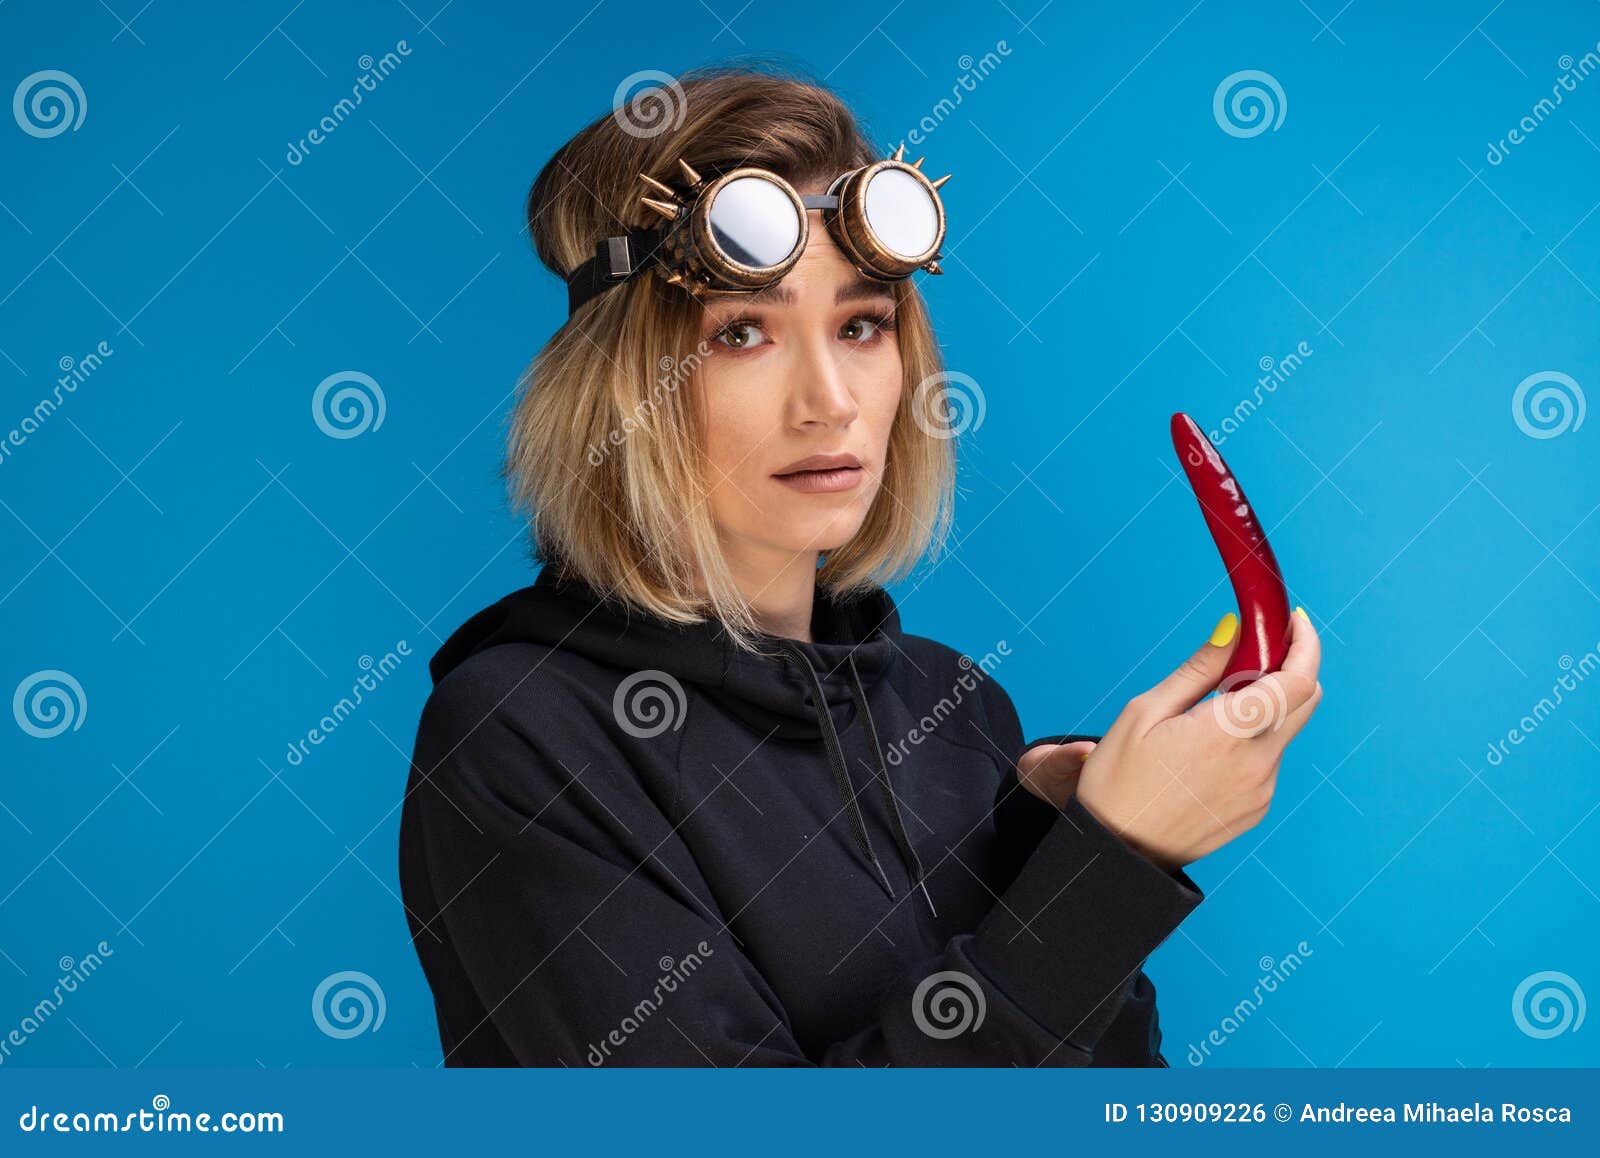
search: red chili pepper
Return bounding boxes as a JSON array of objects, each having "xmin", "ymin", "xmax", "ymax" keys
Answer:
[{"xmin": 1171, "ymin": 412, "xmax": 1291, "ymax": 685}]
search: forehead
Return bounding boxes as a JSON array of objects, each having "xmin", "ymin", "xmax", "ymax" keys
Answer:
[{"xmin": 700, "ymin": 223, "xmax": 895, "ymax": 313}]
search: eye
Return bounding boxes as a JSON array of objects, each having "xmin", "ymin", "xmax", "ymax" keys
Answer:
[
  {"xmin": 712, "ymin": 319, "xmax": 770, "ymax": 351},
  {"xmin": 840, "ymin": 312, "xmax": 896, "ymax": 343}
]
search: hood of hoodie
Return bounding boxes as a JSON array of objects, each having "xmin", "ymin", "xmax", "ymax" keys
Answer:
[{"xmin": 429, "ymin": 564, "xmax": 903, "ymax": 742}]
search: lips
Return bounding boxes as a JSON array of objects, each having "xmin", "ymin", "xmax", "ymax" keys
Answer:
[{"xmin": 773, "ymin": 453, "xmax": 862, "ymax": 477}]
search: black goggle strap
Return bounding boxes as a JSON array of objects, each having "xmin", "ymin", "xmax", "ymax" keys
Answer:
[
  {"xmin": 565, "ymin": 225, "xmax": 666, "ymax": 317},
  {"xmin": 563, "ymin": 192, "xmax": 852, "ymax": 317}
]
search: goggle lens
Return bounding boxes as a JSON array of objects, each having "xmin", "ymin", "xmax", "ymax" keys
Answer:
[
  {"xmin": 863, "ymin": 167, "xmax": 940, "ymax": 260},
  {"xmin": 707, "ymin": 175, "xmax": 804, "ymax": 269}
]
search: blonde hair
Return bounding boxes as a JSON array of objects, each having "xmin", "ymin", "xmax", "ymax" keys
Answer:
[{"xmin": 508, "ymin": 64, "xmax": 954, "ymax": 649}]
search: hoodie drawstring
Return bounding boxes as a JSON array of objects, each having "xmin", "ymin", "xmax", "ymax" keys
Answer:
[{"xmin": 781, "ymin": 642, "xmax": 936, "ymax": 917}]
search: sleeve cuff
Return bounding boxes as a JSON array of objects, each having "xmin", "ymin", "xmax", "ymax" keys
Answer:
[{"xmin": 972, "ymin": 794, "xmax": 1202, "ymax": 1050}]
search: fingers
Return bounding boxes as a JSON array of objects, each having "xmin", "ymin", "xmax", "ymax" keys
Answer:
[
  {"xmin": 1276, "ymin": 679, "xmax": 1323, "ymax": 742},
  {"xmin": 1137, "ymin": 611, "xmax": 1240, "ymax": 720},
  {"xmin": 1236, "ymin": 608, "xmax": 1322, "ymax": 720},
  {"xmin": 1276, "ymin": 606, "xmax": 1322, "ymax": 696},
  {"xmin": 1016, "ymin": 740, "xmax": 1097, "ymax": 807},
  {"xmin": 1017, "ymin": 740, "xmax": 1096, "ymax": 780}
]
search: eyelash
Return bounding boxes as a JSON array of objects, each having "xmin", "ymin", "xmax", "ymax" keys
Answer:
[{"xmin": 710, "ymin": 309, "xmax": 899, "ymax": 351}]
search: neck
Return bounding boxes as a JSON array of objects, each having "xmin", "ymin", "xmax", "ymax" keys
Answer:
[{"xmin": 726, "ymin": 547, "xmax": 820, "ymax": 642}]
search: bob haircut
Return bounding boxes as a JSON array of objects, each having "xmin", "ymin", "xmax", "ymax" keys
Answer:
[{"xmin": 509, "ymin": 63, "xmax": 955, "ymax": 650}]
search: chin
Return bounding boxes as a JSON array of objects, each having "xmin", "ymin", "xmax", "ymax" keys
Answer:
[{"xmin": 769, "ymin": 508, "xmax": 870, "ymax": 557}]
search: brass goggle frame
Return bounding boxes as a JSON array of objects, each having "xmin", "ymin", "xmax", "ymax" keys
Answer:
[{"xmin": 565, "ymin": 145, "xmax": 950, "ymax": 317}]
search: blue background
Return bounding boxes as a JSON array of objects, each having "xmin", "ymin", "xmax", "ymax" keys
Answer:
[{"xmin": 1, "ymin": 0, "xmax": 1596, "ymax": 1070}]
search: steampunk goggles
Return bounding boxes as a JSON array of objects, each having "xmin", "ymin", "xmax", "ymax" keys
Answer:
[{"xmin": 565, "ymin": 146, "xmax": 950, "ymax": 317}]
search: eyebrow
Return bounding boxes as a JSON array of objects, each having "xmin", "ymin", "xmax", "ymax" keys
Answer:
[{"xmin": 722, "ymin": 275, "xmax": 896, "ymax": 309}]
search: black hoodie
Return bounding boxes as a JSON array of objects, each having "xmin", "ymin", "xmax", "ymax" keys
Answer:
[{"xmin": 398, "ymin": 565, "xmax": 1203, "ymax": 1066}]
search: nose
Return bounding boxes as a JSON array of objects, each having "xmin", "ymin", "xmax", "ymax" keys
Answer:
[{"xmin": 786, "ymin": 330, "xmax": 860, "ymax": 430}]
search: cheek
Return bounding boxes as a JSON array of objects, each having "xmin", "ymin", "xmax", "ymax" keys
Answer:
[
  {"xmin": 860, "ymin": 353, "xmax": 904, "ymax": 443},
  {"xmin": 698, "ymin": 366, "xmax": 777, "ymax": 486}
]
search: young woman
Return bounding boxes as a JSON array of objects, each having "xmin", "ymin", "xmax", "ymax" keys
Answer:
[{"xmin": 398, "ymin": 67, "xmax": 1322, "ymax": 1067}]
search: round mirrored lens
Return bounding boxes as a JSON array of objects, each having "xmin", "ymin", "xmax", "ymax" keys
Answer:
[
  {"xmin": 863, "ymin": 168, "xmax": 939, "ymax": 258},
  {"xmin": 708, "ymin": 176, "xmax": 802, "ymax": 269}
]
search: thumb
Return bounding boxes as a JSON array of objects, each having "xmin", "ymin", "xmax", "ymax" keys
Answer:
[{"xmin": 1140, "ymin": 611, "xmax": 1239, "ymax": 718}]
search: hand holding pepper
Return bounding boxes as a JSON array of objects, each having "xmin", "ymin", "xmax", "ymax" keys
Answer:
[{"xmin": 1068, "ymin": 607, "xmax": 1323, "ymax": 872}]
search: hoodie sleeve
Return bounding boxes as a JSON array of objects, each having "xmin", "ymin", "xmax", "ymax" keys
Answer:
[
  {"xmin": 978, "ymin": 684, "xmax": 1206, "ymax": 1058},
  {"xmin": 405, "ymin": 655, "xmax": 1199, "ymax": 1067}
]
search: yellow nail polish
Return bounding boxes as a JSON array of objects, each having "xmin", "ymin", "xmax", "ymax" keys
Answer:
[
  {"xmin": 1209, "ymin": 612, "xmax": 1238, "ymax": 647},
  {"xmin": 1294, "ymin": 605, "xmax": 1311, "ymax": 623}
]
